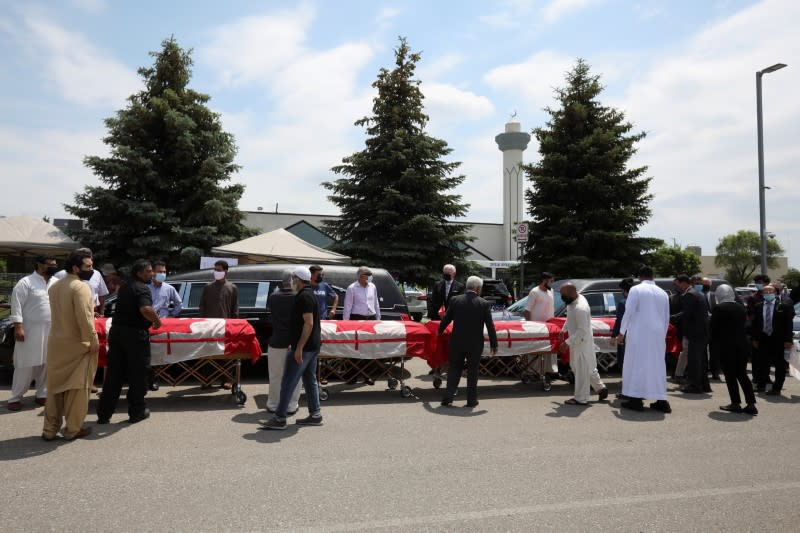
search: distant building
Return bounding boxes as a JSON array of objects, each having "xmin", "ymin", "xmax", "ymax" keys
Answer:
[{"xmin": 699, "ymin": 255, "xmax": 789, "ymax": 282}]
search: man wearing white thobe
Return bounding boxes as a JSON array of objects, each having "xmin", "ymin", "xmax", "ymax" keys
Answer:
[
  {"xmin": 618, "ymin": 266, "xmax": 671, "ymax": 413},
  {"xmin": 559, "ymin": 284, "xmax": 605, "ymax": 405},
  {"xmin": 7, "ymin": 256, "xmax": 58, "ymax": 410},
  {"xmin": 524, "ymin": 272, "xmax": 559, "ymax": 376}
]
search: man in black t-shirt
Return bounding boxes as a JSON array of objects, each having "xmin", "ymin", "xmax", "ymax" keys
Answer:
[
  {"xmin": 97, "ymin": 259, "xmax": 161, "ymax": 424},
  {"xmin": 262, "ymin": 266, "xmax": 323, "ymax": 430}
]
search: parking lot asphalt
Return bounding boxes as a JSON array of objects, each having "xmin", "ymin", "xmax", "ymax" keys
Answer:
[{"xmin": 1, "ymin": 358, "xmax": 799, "ymax": 532}]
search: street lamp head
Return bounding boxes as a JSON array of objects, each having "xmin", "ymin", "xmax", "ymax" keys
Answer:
[{"xmin": 760, "ymin": 63, "xmax": 787, "ymax": 74}]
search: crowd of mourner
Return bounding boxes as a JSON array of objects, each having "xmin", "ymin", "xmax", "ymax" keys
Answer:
[{"xmin": 5, "ymin": 248, "xmax": 798, "ymax": 439}]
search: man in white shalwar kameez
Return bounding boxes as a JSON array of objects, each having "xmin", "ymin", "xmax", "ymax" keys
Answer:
[
  {"xmin": 7, "ymin": 256, "xmax": 58, "ymax": 411},
  {"xmin": 559, "ymin": 284, "xmax": 604, "ymax": 405},
  {"xmin": 618, "ymin": 266, "xmax": 672, "ymax": 413}
]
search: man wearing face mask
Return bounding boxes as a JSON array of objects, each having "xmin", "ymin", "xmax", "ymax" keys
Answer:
[
  {"xmin": 6, "ymin": 255, "xmax": 58, "ymax": 411},
  {"xmin": 199, "ymin": 260, "xmax": 239, "ymax": 319},
  {"xmin": 747, "ymin": 274, "xmax": 770, "ymax": 390},
  {"xmin": 523, "ymin": 272, "xmax": 559, "ymax": 382},
  {"xmin": 428, "ymin": 264, "xmax": 465, "ymax": 320},
  {"xmin": 42, "ymin": 249, "xmax": 99, "ymax": 440},
  {"xmin": 309, "ymin": 265, "xmax": 338, "ymax": 319},
  {"xmin": 750, "ymin": 284, "xmax": 795, "ymax": 396},
  {"xmin": 53, "ymin": 247, "xmax": 110, "ymax": 317},
  {"xmin": 675, "ymin": 275, "xmax": 711, "ymax": 394},
  {"xmin": 97, "ymin": 259, "xmax": 161, "ymax": 424},
  {"xmin": 146, "ymin": 260, "xmax": 182, "ymax": 391},
  {"xmin": 343, "ymin": 266, "xmax": 381, "ymax": 320},
  {"xmin": 701, "ymin": 277, "xmax": 721, "ymax": 381}
]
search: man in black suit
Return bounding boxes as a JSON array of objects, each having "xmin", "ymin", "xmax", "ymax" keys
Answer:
[
  {"xmin": 438, "ymin": 276, "xmax": 498, "ymax": 408},
  {"xmin": 675, "ymin": 275, "xmax": 710, "ymax": 394},
  {"xmin": 751, "ymin": 283, "xmax": 795, "ymax": 396},
  {"xmin": 428, "ymin": 264, "xmax": 465, "ymax": 320}
]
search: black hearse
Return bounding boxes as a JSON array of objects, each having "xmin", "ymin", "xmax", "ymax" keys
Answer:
[{"xmin": 165, "ymin": 264, "xmax": 411, "ymax": 351}]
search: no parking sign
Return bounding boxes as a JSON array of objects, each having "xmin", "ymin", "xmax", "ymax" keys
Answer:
[{"xmin": 516, "ymin": 223, "xmax": 528, "ymax": 242}]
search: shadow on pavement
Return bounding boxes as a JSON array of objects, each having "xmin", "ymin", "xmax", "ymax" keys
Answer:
[
  {"xmin": 243, "ymin": 425, "xmax": 301, "ymax": 443},
  {"xmin": 707, "ymin": 411, "xmax": 755, "ymax": 423},
  {"xmin": 0, "ymin": 435, "xmax": 68, "ymax": 461},
  {"xmin": 421, "ymin": 400, "xmax": 486, "ymax": 417},
  {"xmin": 546, "ymin": 400, "xmax": 591, "ymax": 418},
  {"xmin": 610, "ymin": 399, "xmax": 667, "ymax": 421}
]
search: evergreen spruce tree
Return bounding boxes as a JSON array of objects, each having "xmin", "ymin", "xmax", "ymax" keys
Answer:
[
  {"xmin": 323, "ymin": 38, "xmax": 471, "ymax": 286},
  {"xmin": 523, "ymin": 59, "xmax": 659, "ymax": 277},
  {"xmin": 65, "ymin": 37, "xmax": 253, "ymax": 272}
]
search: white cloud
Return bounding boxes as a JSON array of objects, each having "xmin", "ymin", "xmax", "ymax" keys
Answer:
[
  {"xmin": 422, "ymin": 82, "xmax": 495, "ymax": 124},
  {"xmin": 67, "ymin": 0, "xmax": 107, "ymax": 13},
  {"xmin": 0, "ymin": 125, "xmax": 107, "ymax": 219},
  {"xmin": 2, "ymin": 13, "xmax": 138, "ymax": 108},
  {"xmin": 376, "ymin": 7, "xmax": 401, "ymax": 24},
  {"xmin": 200, "ymin": 5, "xmax": 378, "ymax": 214},
  {"xmin": 202, "ymin": 5, "xmax": 315, "ymax": 87},
  {"xmin": 541, "ymin": 0, "xmax": 603, "ymax": 23},
  {"xmin": 417, "ymin": 52, "xmax": 464, "ymax": 80},
  {"xmin": 484, "ymin": 50, "xmax": 575, "ymax": 108},
  {"xmin": 624, "ymin": 0, "xmax": 800, "ymax": 263}
]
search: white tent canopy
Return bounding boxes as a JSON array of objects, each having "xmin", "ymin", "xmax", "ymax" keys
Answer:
[
  {"xmin": 211, "ymin": 228, "xmax": 350, "ymax": 265},
  {"xmin": 0, "ymin": 215, "xmax": 80, "ymax": 256}
]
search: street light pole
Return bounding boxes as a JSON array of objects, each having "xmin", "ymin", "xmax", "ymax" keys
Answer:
[{"xmin": 756, "ymin": 62, "xmax": 787, "ymax": 276}]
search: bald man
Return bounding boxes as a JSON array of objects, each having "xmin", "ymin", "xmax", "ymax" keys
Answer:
[{"xmin": 559, "ymin": 283, "xmax": 607, "ymax": 405}]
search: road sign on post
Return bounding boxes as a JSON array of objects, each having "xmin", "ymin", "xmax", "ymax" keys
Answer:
[{"xmin": 516, "ymin": 223, "xmax": 528, "ymax": 242}]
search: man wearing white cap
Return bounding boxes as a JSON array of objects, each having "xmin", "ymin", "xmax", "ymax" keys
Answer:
[{"xmin": 261, "ymin": 266, "xmax": 323, "ymax": 430}]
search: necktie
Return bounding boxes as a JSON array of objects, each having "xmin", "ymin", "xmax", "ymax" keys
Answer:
[{"xmin": 764, "ymin": 303, "xmax": 773, "ymax": 336}]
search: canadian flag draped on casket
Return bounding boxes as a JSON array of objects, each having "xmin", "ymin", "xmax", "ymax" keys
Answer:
[
  {"xmin": 95, "ymin": 317, "xmax": 262, "ymax": 367},
  {"xmin": 319, "ymin": 320, "xmax": 429, "ymax": 359}
]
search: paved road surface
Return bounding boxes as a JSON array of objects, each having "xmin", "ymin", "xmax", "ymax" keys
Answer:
[{"xmin": 2, "ymin": 359, "xmax": 799, "ymax": 531}]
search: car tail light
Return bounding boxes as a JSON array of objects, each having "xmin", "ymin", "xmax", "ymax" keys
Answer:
[
  {"xmin": 400, "ymin": 313, "xmax": 412, "ymax": 321},
  {"xmin": 416, "ymin": 294, "xmax": 427, "ymax": 301}
]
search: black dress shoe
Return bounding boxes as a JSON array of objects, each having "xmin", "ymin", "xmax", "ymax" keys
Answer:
[
  {"xmin": 765, "ymin": 389, "xmax": 781, "ymax": 396},
  {"xmin": 440, "ymin": 397, "xmax": 453, "ymax": 407},
  {"xmin": 598, "ymin": 388, "xmax": 609, "ymax": 401},
  {"xmin": 128, "ymin": 408, "xmax": 151, "ymax": 424},
  {"xmin": 97, "ymin": 417, "xmax": 110, "ymax": 424},
  {"xmin": 148, "ymin": 380, "xmax": 160, "ymax": 392},
  {"xmin": 621, "ymin": 399, "xmax": 645, "ymax": 411},
  {"xmin": 680, "ymin": 385, "xmax": 703, "ymax": 394},
  {"xmin": 719, "ymin": 404, "xmax": 742, "ymax": 413},
  {"xmin": 742, "ymin": 404, "xmax": 758, "ymax": 416},
  {"xmin": 650, "ymin": 400, "xmax": 672, "ymax": 413},
  {"xmin": 465, "ymin": 401, "xmax": 479, "ymax": 408}
]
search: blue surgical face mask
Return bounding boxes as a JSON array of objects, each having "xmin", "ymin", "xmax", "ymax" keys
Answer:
[
  {"xmin": 694, "ymin": 284, "xmax": 704, "ymax": 293},
  {"xmin": 155, "ymin": 272, "xmax": 167, "ymax": 283},
  {"xmin": 368, "ymin": 275, "xmax": 374, "ymax": 283},
  {"xmin": 763, "ymin": 293, "xmax": 776, "ymax": 302},
  {"xmin": 755, "ymin": 283, "xmax": 764, "ymax": 290}
]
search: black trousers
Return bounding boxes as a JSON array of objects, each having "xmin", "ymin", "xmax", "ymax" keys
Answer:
[
  {"xmin": 97, "ymin": 324, "xmax": 151, "ymax": 419},
  {"xmin": 755, "ymin": 336, "xmax": 787, "ymax": 391},
  {"xmin": 707, "ymin": 339, "xmax": 720, "ymax": 377},
  {"xmin": 720, "ymin": 350, "xmax": 756, "ymax": 406},
  {"xmin": 444, "ymin": 350, "xmax": 481, "ymax": 404},
  {"xmin": 687, "ymin": 336, "xmax": 709, "ymax": 389}
]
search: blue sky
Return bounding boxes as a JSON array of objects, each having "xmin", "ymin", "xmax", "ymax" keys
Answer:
[{"xmin": 1, "ymin": 0, "xmax": 798, "ymax": 268}]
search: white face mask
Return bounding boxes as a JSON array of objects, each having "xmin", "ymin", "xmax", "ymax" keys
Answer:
[{"xmin": 213, "ymin": 271, "xmax": 226, "ymax": 281}]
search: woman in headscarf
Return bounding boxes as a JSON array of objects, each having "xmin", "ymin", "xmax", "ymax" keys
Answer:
[{"xmin": 710, "ymin": 284, "xmax": 757, "ymax": 415}]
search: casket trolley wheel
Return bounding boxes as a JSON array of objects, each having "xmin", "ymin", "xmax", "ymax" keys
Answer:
[
  {"xmin": 521, "ymin": 374, "xmax": 532, "ymax": 385},
  {"xmin": 400, "ymin": 385, "xmax": 413, "ymax": 398},
  {"xmin": 319, "ymin": 386, "xmax": 329, "ymax": 401},
  {"xmin": 387, "ymin": 377, "xmax": 399, "ymax": 390}
]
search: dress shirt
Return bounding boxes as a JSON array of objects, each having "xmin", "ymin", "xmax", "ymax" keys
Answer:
[
  {"xmin": 150, "ymin": 281, "xmax": 183, "ymax": 317},
  {"xmin": 343, "ymin": 281, "xmax": 381, "ymax": 320},
  {"xmin": 54, "ymin": 269, "xmax": 109, "ymax": 307}
]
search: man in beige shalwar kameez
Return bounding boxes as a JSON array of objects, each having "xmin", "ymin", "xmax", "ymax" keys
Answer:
[{"xmin": 42, "ymin": 249, "xmax": 99, "ymax": 441}]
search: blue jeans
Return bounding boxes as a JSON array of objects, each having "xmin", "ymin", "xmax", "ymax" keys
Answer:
[{"xmin": 275, "ymin": 347, "xmax": 321, "ymax": 420}]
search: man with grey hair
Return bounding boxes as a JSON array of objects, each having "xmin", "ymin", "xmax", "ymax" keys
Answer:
[
  {"xmin": 438, "ymin": 276, "xmax": 497, "ymax": 408},
  {"xmin": 429, "ymin": 264, "xmax": 465, "ymax": 320},
  {"xmin": 343, "ymin": 266, "xmax": 381, "ymax": 320},
  {"xmin": 265, "ymin": 268, "xmax": 301, "ymax": 415},
  {"xmin": 261, "ymin": 266, "xmax": 323, "ymax": 430}
]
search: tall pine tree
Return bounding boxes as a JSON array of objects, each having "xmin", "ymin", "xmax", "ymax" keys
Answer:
[
  {"xmin": 323, "ymin": 38, "xmax": 471, "ymax": 286},
  {"xmin": 65, "ymin": 37, "xmax": 253, "ymax": 272},
  {"xmin": 523, "ymin": 59, "xmax": 659, "ymax": 277}
]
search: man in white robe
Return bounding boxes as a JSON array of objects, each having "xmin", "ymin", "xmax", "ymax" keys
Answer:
[
  {"xmin": 618, "ymin": 266, "xmax": 671, "ymax": 413},
  {"xmin": 559, "ymin": 283, "xmax": 605, "ymax": 405},
  {"xmin": 7, "ymin": 256, "xmax": 58, "ymax": 411},
  {"xmin": 524, "ymin": 272, "xmax": 559, "ymax": 378}
]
